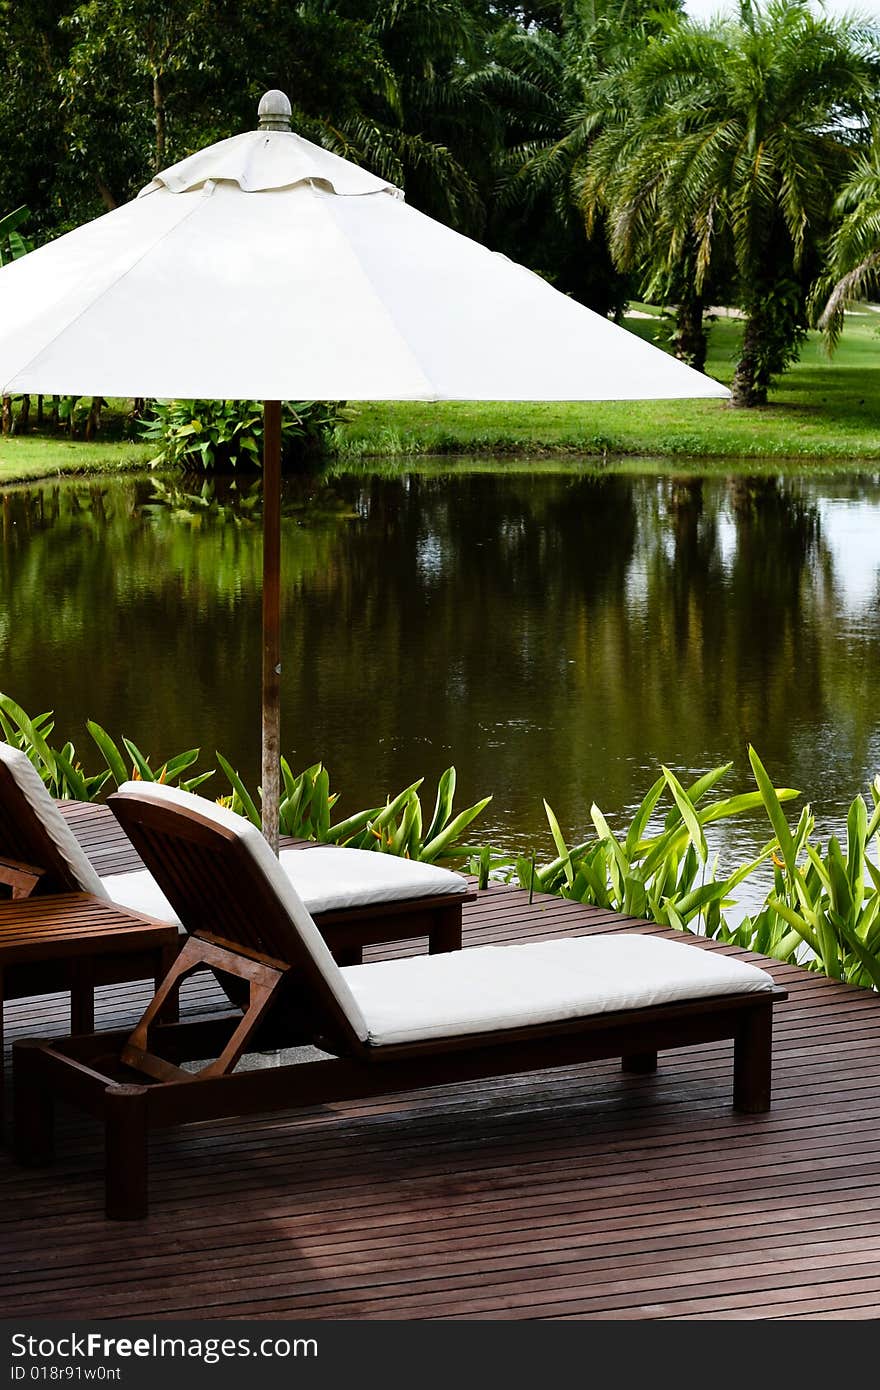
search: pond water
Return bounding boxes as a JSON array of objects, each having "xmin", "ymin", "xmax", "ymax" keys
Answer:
[{"xmin": 1, "ymin": 462, "xmax": 879, "ymax": 907}]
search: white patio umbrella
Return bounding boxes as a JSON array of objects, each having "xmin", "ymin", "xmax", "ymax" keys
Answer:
[{"xmin": 0, "ymin": 90, "xmax": 728, "ymax": 848}]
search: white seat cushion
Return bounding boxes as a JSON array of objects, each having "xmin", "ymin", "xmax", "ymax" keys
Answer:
[
  {"xmin": 101, "ymin": 868, "xmax": 180, "ymax": 924},
  {"xmin": 277, "ymin": 847, "xmax": 468, "ymax": 912},
  {"xmin": 101, "ymin": 848, "xmax": 468, "ymax": 929},
  {"xmin": 340, "ymin": 933, "xmax": 776, "ymax": 1047}
]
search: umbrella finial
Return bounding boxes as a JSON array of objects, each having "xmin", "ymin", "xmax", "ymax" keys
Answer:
[{"xmin": 258, "ymin": 90, "xmax": 292, "ymax": 132}]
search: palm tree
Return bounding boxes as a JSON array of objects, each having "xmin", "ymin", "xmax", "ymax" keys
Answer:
[
  {"xmin": 814, "ymin": 145, "xmax": 880, "ymax": 348},
  {"xmin": 486, "ymin": 0, "xmax": 681, "ymax": 313},
  {"xmin": 582, "ymin": 50, "xmax": 723, "ymax": 370},
  {"xmin": 584, "ymin": 0, "xmax": 880, "ymax": 405},
  {"xmin": 291, "ymin": 0, "xmax": 491, "ymax": 235}
]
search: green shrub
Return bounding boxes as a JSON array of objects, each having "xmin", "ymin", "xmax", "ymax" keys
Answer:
[
  {"xmin": 511, "ymin": 761, "xmax": 796, "ymax": 937},
  {"xmin": 141, "ymin": 399, "xmax": 344, "ymax": 472},
  {"xmin": 0, "ymin": 206, "xmax": 31, "ymax": 265},
  {"xmin": 0, "ymin": 693, "xmax": 490, "ymax": 866},
  {"xmin": 746, "ymin": 746, "xmax": 880, "ymax": 988},
  {"xmin": 3, "ymin": 690, "xmax": 880, "ymax": 989}
]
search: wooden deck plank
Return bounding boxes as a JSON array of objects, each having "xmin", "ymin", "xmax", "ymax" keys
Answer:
[{"xmin": 1, "ymin": 803, "xmax": 878, "ymax": 1319}]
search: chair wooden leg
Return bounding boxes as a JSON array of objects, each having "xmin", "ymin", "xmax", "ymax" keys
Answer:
[
  {"xmin": 622, "ymin": 1051, "xmax": 658, "ymax": 1074},
  {"xmin": 428, "ymin": 906, "xmax": 462, "ymax": 954},
  {"xmin": 12, "ymin": 1040, "xmax": 55, "ymax": 1165},
  {"xmin": 70, "ymin": 977, "xmax": 95, "ymax": 1034},
  {"xmin": 105, "ymin": 1084, "xmax": 150, "ymax": 1221},
  {"xmin": 734, "ymin": 1001, "xmax": 773, "ymax": 1113}
]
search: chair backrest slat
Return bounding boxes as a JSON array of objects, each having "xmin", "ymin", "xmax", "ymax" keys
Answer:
[{"xmin": 108, "ymin": 782, "xmax": 369, "ymax": 1054}]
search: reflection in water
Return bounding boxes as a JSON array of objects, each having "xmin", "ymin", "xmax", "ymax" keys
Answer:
[{"xmin": 1, "ymin": 467, "xmax": 879, "ymax": 899}]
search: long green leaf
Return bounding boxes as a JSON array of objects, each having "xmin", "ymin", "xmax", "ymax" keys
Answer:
[
  {"xmin": 369, "ymin": 781, "xmax": 424, "ymax": 833},
  {"xmin": 662, "ymin": 765, "xmax": 708, "ymax": 862},
  {"xmin": 846, "ymin": 795, "xmax": 867, "ymax": 907},
  {"xmin": 0, "ymin": 206, "xmax": 28, "ymax": 238},
  {"xmin": 699, "ymin": 788, "xmax": 799, "ymax": 825},
  {"xmin": 163, "ymin": 748, "xmax": 201, "ymax": 781},
  {"xmin": 0, "ymin": 692, "xmax": 57, "ymax": 775},
  {"xmin": 543, "ymin": 799, "xmax": 573, "ymax": 887},
  {"xmin": 749, "ymin": 745, "xmax": 797, "ymax": 871},
  {"xmin": 86, "ymin": 721, "xmax": 129, "ymax": 787},
  {"xmin": 51, "ymin": 747, "xmax": 90, "ymax": 801},
  {"xmin": 624, "ymin": 775, "xmax": 665, "ymax": 857},
  {"xmin": 121, "ymin": 738, "xmax": 156, "ymax": 782},
  {"xmin": 420, "ymin": 796, "xmax": 493, "ymax": 862},
  {"xmin": 590, "ymin": 805, "xmax": 630, "ymax": 884},
  {"xmin": 313, "ymin": 766, "xmax": 331, "ymax": 841},
  {"xmin": 834, "ymin": 913, "xmax": 880, "ymax": 991},
  {"xmin": 425, "ymin": 767, "xmax": 456, "ymax": 845},
  {"xmin": 182, "ymin": 769, "xmax": 215, "ymax": 793},
  {"xmin": 215, "ymin": 750, "xmax": 261, "ymax": 827},
  {"xmin": 662, "ymin": 763, "xmax": 732, "ymax": 831},
  {"xmin": 767, "ymin": 895, "xmax": 823, "ymax": 959},
  {"xmin": 327, "ymin": 805, "xmax": 381, "ymax": 843},
  {"xmin": 684, "ymin": 762, "xmax": 733, "ymax": 804}
]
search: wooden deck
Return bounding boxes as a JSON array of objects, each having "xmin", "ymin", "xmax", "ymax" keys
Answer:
[{"xmin": 2, "ymin": 802, "xmax": 880, "ymax": 1320}]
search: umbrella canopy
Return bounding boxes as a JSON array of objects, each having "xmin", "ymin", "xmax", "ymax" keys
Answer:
[
  {"xmin": 0, "ymin": 96, "xmax": 727, "ymax": 403},
  {"xmin": 0, "ymin": 91, "xmax": 729, "ymax": 844}
]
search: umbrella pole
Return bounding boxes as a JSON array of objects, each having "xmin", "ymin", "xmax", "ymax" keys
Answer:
[{"xmin": 261, "ymin": 399, "xmax": 282, "ymax": 853}]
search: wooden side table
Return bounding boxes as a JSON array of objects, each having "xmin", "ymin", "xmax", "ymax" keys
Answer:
[{"xmin": 0, "ymin": 892, "xmax": 179, "ymax": 1129}]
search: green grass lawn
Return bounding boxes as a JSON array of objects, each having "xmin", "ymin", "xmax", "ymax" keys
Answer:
[
  {"xmin": 336, "ymin": 309, "xmax": 880, "ymax": 462},
  {"xmin": 0, "ymin": 432, "xmax": 152, "ymax": 484},
  {"xmin": 1, "ymin": 308, "xmax": 879, "ymax": 483}
]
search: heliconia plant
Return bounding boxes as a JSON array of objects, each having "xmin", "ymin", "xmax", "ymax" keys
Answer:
[
  {"xmin": 746, "ymin": 745, "xmax": 880, "ymax": 989},
  {"xmin": 513, "ymin": 761, "xmax": 797, "ymax": 936},
  {"xmin": 217, "ymin": 754, "xmax": 492, "ymax": 864},
  {"xmin": 2, "ymin": 691, "xmax": 880, "ymax": 989},
  {"xmin": 0, "ymin": 693, "xmax": 214, "ymax": 799},
  {"xmin": 0, "ymin": 693, "xmax": 490, "ymax": 865}
]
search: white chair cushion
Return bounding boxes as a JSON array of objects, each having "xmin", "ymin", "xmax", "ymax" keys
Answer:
[
  {"xmin": 0, "ymin": 742, "xmax": 108, "ymax": 899},
  {"xmin": 101, "ymin": 847, "xmax": 467, "ymax": 927},
  {"xmin": 277, "ymin": 847, "xmax": 468, "ymax": 911},
  {"xmin": 340, "ymin": 933, "xmax": 776, "ymax": 1047},
  {"xmin": 114, "ymin": 781, "xmax": 370, "ymax": 1043},
  {"xmin": 101, "ymin": 868, "xmax": 180, "ymax": 924}
]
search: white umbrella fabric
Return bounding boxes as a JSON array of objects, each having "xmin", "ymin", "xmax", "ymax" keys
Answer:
[{"xmin": 0, "ymin": 91, "xmax": 728, "ymax": 845}]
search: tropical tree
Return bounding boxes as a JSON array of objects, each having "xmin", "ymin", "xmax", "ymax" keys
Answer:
[
  {"xmin": 489, "ymin": 0, "xmax": 682, "ymax": 313},
  {"xmin": 0, "ymin": 205, "xmax": 33, "ymax": 436},
  {"xmin": 814, "ymin": 143, "xmax": 880, "ymax": 348},
  {"xmin": 0, "ymin": 1, "xmax": 73, "ymax": 237},
  {"xmin": 52, "ymin": 0, "xmax": 494, "ymax": 233},
  {"xmin": 316, "ymin": 0, "xmax": 499, "ymax": 233},
  {"xmin": 583, "ymin": 55, "xmax": 728, "ymax": 370},
  {"xmin": 583, "ymin": 0, "xmax": 880, "ymax": 404}
]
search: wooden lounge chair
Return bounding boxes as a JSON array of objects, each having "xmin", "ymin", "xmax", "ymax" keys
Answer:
[
  {"xmin": 0, "ymin": 742, "xmax": 474, "ymax": 958},
  {"xmin": 13, "ymin": 782, "xmax": 786, "ymax": 1220}
]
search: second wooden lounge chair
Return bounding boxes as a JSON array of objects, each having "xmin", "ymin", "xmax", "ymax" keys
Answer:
[
  {"xmin": 0, "ymin": 741, "xmax": 473, "ymax": 958},
  {"xmin": 14, "ymin": 782, "xmax": 786, "ymax": 1220}
]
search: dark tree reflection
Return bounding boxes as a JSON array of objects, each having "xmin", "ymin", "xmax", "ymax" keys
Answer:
[{"xmin": 0, "ymin": 468, "xmax": 877, "ymax": 868}]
